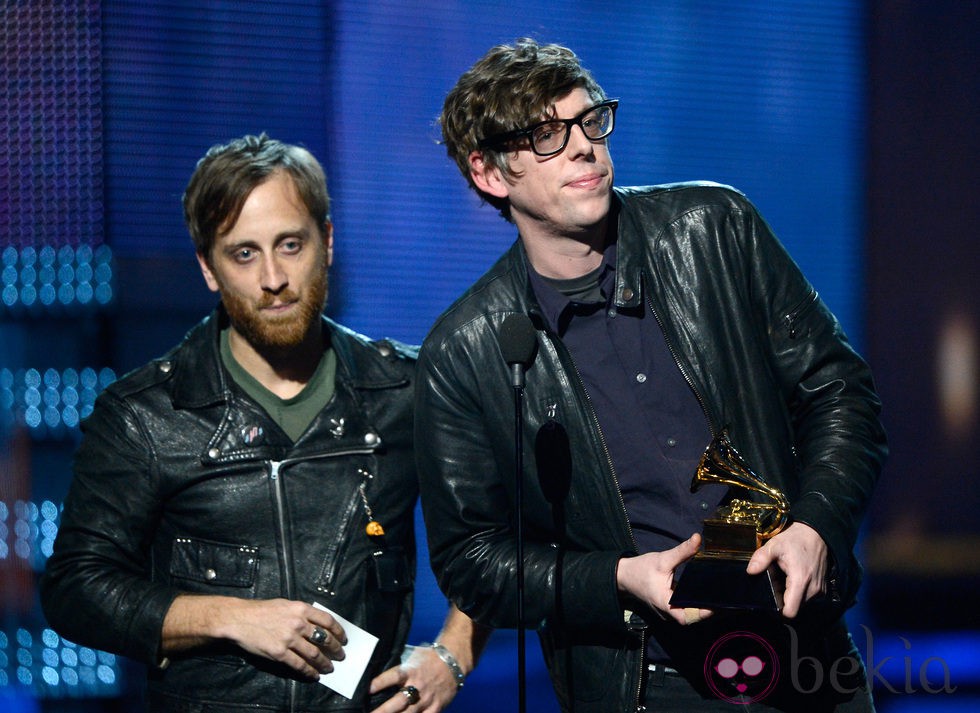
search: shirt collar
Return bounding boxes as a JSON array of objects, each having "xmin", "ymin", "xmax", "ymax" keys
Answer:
[{"xmin": 527, "ymin": 242, "xmax": 618, "ymax": 335}]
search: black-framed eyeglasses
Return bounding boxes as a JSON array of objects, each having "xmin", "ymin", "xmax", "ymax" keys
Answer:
[{"xmin": 478, "ymin": 99, "xmax": 619, "ymax": 157}]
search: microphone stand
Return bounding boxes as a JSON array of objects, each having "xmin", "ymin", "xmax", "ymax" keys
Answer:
[
  {"xmin": 511, "ymin": 364, "xmax": 527, "ymax": 713},
  {"xmin": 500, "ymin": 313, "xmax": 535, "ymax": 713}
]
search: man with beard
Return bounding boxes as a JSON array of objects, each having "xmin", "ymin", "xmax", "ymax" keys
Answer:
[{"xmin": 41, "ymin": 134, "xmax": 486, "ymax": 713}]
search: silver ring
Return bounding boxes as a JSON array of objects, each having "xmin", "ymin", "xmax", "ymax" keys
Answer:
[
  {"xmin": 309, "ymin": 626, "xmax": 328, "ymax": 646},
  {"xmin": 400, "ymin": 685, "xmax": 420, "ymax": 705}
]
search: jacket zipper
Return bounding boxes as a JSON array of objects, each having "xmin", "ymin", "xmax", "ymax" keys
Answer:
[
  {"xmin": 269, "ymin": 461, "xmax": 293, "ymax": 596},
  {"xmin": 267, "ymin": 445, "xmax": 377, "ymax": 712},
  {"xmin": 556, "ymin": 338, "xmax": 637, "ymax": 552},
  {"xmin": 268, "ymin": 446, "xmax": 379, "ymax": 598},
  {"xmin": 315, "ymin": 488, "xmax": 363, "ymax": 597},
  {"xmin": 544, "ymin": 330, "xmax": 647, "ymax": 710},
  {"xmin": 268, "ymin": 460, "xmax": 299, "ymax": 713},
  {"xmin": 781, "ymin": 288, "xmax": 819, "ymax": 339}
]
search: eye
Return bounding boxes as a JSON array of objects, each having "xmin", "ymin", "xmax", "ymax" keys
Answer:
[
  {"xmin": 581, "ymin": 109, "xmax": 611, "ymax": 137},
  {"xmin": 715, "ymin": 658, "xmax": 739, "ymax": 679},
  {"xmin": 741, "ymin": 656, "xmax": 765, "ymax": 677},
  {"xmin": 233, "ymin": 247, "xmax": 255, "ymax": 263},
  {"xmin": 532, "ymin": 122, "xmax": 565, "ymax": 145},
  {"xmin": 280, "ymin": 238, "xmax": 303, "ymax": 255}
]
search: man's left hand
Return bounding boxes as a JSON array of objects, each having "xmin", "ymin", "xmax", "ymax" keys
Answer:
[
  {"xmin": 745, "ymin": 521, "xmax": 828, "ymax": 618},
  {"xmin": 368, "ymin": 645, "xmax": 459, "ymax": 713}
]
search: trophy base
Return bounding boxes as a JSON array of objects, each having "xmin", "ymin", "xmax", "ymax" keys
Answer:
[{"xmin": 669, "ymin": 555, "xmax": 783, "ymax": 611}]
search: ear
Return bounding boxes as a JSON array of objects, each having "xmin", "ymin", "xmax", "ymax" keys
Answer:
[
  {"xmin": 196, "ymin": 252, "xmax": 221, "ymax": 293},
  {"xmin": 468, "ymin": 150, "xmax": 510, "ymax": 200},
  {"xmin": 323, "ymin": 222, "xmax": 334, "ymax": 268}
]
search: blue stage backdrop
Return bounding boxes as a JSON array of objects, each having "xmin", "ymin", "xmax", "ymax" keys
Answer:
[
  {"xmin": 1, "ymin": 1, "xmax": 887, "ymax": 711},
  {"xmin": 101, "ymin": 0, "xmax": 865, "ymax": 347}
]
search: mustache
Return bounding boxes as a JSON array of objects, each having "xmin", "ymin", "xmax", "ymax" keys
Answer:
[{"xmin": 255, "ymin": 289, "xmax": 300, "ymax": 309}]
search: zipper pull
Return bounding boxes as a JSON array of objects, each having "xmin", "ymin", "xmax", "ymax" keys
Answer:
[{"xmin": 358, "ymin": 468, "xmax": 386, "ymax": 538}]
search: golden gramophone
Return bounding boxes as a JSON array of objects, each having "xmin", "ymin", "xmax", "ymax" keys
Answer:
[{"xmin": 669, "ymin": 433, "xmax": 790, "ymax": 611}]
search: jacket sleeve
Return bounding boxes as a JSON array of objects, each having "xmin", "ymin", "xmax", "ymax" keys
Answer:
[
  {"xmin": 39, "ymin": 389, "xmax": 180, "ymax": 665},
  {"xmin": 415, "ymin": 325, "xmax": 626, "ymax": 633},
  {"xmin": 737, "ymin": 196, "xmax": 887, "ymax": 600}
]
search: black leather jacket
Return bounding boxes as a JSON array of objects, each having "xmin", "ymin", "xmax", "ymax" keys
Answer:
[
  {"xmin": 416, "ymin": 183, "xmax": 887, "ymax": 712},
  {"xmin": 41, "ymin": 309, "xmax": 419, "ymax": 712}
]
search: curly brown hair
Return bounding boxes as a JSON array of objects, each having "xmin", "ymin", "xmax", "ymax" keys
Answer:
[
  {"xmin": 439, "ymin": 38, "xmax": 606, "ymax": 221},
  {"xmin": 183, "ymin": 134, "xmax": 330, "ymax": 261}
]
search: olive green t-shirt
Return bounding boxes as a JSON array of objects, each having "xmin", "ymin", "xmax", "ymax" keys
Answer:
[{"xmin": 220, "ymin": 328, "xmax": 336, "ymax": 442}]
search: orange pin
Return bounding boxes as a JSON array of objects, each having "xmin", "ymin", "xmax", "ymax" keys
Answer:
[{"xmin": 366, "ymin": 520, "xmax": 385, "ymax": 537}]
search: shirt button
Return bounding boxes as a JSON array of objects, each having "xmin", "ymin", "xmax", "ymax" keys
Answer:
[
  {"xmin": 635, "ymin": 373, "xmax": 647, "ymax": 383},
  {"xmin": 607, "ymin": 308, "xmax": 617, "ymax": 318},
  {"xmin": 666, "ymin": 437, "xmax": 677, "ymax": 447},
  {"xmin": 701, "ymin": 501, "xmax": 710, "ymax": 511},
  {"xmin": 205, "ymin": 568, "xmax": 217, "ymax": 580}
]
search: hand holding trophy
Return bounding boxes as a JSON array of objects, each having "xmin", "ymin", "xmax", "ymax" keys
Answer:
[{"xmin": 670, "ymin": 433, "xmax": 790, "ymax": 611}]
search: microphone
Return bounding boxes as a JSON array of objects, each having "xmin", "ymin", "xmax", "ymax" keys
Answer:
[
  {"xmin": 497, "ymin": 312, "xmax": 537, "ymax": 713},
  {"xmin": 499, "ymin": 313, "xmax": 538, "ymax": 388}
]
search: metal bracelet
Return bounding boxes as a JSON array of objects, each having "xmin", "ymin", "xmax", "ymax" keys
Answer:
[{"xmin": 420, "ymin": 641, "xmax": 465, "ymax": 689}]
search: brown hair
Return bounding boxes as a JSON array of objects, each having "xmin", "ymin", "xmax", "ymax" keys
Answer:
[
  {"xmin": 439, "ymin": 38, "xmax": 606, "ymax": 221},
  {"xmin": 183, "ymin": 134, "xmax": 330, "ymax": 260}
]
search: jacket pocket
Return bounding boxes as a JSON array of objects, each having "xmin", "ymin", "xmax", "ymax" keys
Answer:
[
  {"xmin": 169, "ymin": 537, "xmax": 258, "ymax": 588},
  {"xmin": 779, "ymin": 288, "xmax": 819, "ymax": 340},
  {"xmin": 313, "ymin": 486, "xmax": 362, "ymax": 596}
]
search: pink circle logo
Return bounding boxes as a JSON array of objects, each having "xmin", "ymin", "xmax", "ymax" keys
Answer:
[{"xmin": 704, "ymin": 631, "xmax": 780, "ymax": 704}]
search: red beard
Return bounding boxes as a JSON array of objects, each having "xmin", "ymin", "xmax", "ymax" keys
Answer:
[{"xmin": 221, "ymin": 267, "xmax": 328, "ymax": 352}]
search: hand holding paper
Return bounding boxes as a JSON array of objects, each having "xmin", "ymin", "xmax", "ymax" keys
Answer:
[{"xmin": 313, "ymin": 602, "xmax": 379, "ymax": 699}]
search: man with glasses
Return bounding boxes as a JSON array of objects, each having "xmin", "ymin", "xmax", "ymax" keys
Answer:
[{"xmin": 416, "ymin": 39, "xmax": 885, "ymax": 712}]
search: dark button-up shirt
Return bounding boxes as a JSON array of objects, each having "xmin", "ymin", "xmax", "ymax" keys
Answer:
[{"xmin": 528, "ymin": 244, "xmax": 726, "ymax": 661}]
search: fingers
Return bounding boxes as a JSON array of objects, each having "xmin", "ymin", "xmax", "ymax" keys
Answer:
[
  {"xmin": 282, "ymin": 605, "xmax": 346, "ymax": 677},
  {"xmin": 680, "ymin": 606, "xmax": 713, "ymax": 626},
  {"xmin": 305, "ymin": 622, "xmax": 346, "ymax": 661},
  {"xmin": 284, "ymin": 649, "xmax": 325, "ymax": 681},
  {"xmin": 309, "ymin": 612, "xmax": 348, "ymax": 648},
  {"xmin": 217, "ymin": 599, "xmax": 353, "ymax": 680},
  {"xmin": 746, "ymin": 539, "xmax": 776, "ymax": 574},
  {"xmin": 292, "ymin": 638, "xmax": 338, "ymax": 679},
  {"xmin": 662, "ymin": 533, "xmax": 701, "ymax": 570},
  {"xmin": 399, "ymin": 685, "xmax": 421, "ymax": 707},
  {"xmin": 369, "ymin": 646, "xmax": 461, "ymax": 713},
  {"xmin": 367, "ymin": 683, "xmax": 426, "ymax": 713},
  {"xmin": 746, "ymin": 523, "xmax": 829, "ymax": 618},
  {"xmin": 778, "ymin": 561, "xmax": 826, "ymax": 619},
  {"xmin": 370, "ymin": 664, "xmax": 407, "ymax": 694},
  {"xmin": 663, "ymin": 535, "xmax": 714, "ymax": 626},
  {"xmin": 662, "ymin": 603, "xmax": 713, "ymax": 627},
  {"xmin": 308, "ymin": 625, "xmax": 329, "ymax": 646},
  {"xmin": 780, "ymin": 578, "xmax": 805, "ymax": 619}
]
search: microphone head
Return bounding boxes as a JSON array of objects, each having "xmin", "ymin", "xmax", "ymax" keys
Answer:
[{"xmin": 498, "ymin": 313, "xmax": 538, "ymax": 367}]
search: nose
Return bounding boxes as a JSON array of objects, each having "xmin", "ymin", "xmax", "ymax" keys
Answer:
[
  {"xmin": 564, "ymin": 123, "xmax": 595, "ymax": 159},
  {"xmin": 260, "ymin": 254, "xmax": 288, "ymax": 293}
]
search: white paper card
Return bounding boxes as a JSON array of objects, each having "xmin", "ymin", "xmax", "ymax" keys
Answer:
[{"xmin": 313, "ymin": 601, "xmax": 379, "ymax": 699}]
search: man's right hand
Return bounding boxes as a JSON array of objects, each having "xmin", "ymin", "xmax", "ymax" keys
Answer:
[
  {"xmin": 162, "ymin": 595, "xmax": 347, "ymax": 680},
  {"xmin": 615, "ymin": 534, "xmax": 713, "ymax": 626}
]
